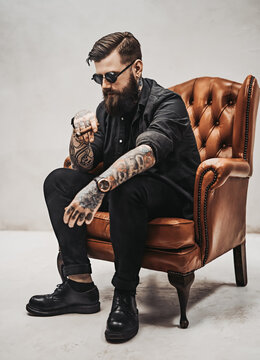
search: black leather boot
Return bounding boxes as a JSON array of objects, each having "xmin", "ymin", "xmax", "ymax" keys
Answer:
[
  {"xmin": 26, "ymin": 280, "xmax": 100, "ymax": 316},
  {"xmin": 105, "ymin": 289, "xmax": 139, "ymax": 342}
]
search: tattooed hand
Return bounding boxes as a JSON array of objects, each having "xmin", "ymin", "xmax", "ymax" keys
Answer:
[
  {"xmin": 73, "ymin": 109, "xmax": 99, "ymax": 141},
  {"xmin": 63, "ymin": 180, "xmax": 105, "ymax": 228}
]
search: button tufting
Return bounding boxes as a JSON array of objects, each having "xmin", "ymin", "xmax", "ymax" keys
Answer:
[
  {"xmin": 222, "ymin": 144, "xmax": 226, "ymax": 148},
  {"xmin": 119, "ymin": 139, "xmax": 123, "ymax": 143},
  {"xmin": 215, "ymin": 121, "xmax": 219, "ymax": 126},
  {"xmin": 229, "ymin": 100, "xmax": 233, "ymax": 105}
]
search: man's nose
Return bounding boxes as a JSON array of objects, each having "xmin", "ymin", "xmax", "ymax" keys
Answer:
[{"xmin": 102, "ymin": 77, "xmax": 112, "ymax": 90}]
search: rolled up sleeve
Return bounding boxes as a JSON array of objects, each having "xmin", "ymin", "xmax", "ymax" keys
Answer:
[{"xmin": 136, "ymin": 93, "xmax": 190, "ymax": 163}]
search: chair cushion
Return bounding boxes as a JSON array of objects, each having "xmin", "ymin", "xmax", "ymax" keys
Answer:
[{"xmin": 86, "ymin": 212, "xmax": 195, "ymax": 250}]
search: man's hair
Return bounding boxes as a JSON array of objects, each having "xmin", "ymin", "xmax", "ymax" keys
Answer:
[{"xmin": 86, "ymin": 31, "xmax": 142, "ymax": 66}]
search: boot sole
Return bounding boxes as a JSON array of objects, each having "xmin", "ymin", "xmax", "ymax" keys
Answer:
[
  {"xmin": 105, "ymin": 325, "xmax": 139, "ymax": 342},
  {"xmin": 26, "ymin": 302, "xmax": 100, "ymax": 316}
]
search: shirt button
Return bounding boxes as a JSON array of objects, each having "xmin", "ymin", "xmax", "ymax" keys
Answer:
[
  {"xmin": 119, "ymin": 139, "xmax": 123, "ymax": 143},
  {"xmin": 121, "ymin": 117, "xmax": 124, "ymax": 120}
]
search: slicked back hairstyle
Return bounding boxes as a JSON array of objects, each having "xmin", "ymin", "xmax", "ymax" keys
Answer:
[{"xmin": 86, "ymin": 31, "xmax": 142, "ymax": 66}]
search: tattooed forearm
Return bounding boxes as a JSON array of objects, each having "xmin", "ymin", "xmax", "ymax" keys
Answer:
[
  {"xmin": 96, "ymin": 144, "xmax": 156, "ymax": 190},
  {"xmin": 64, "ymin": 145, "xmax": 155, "ymax": 228},
  {"xmin": 69, "ymin": 131, "xmax": 94, "ymax": 171}
]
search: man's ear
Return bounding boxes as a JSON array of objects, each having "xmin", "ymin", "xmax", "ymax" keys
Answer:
[{"xmin": 133, "ymin": 59, "xmax": 143, "ymax": 79}]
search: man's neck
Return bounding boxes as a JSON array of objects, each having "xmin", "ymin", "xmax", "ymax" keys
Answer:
[{"xmin": 138, "ymin": 77, "xmax": 143, "ymax": 93}]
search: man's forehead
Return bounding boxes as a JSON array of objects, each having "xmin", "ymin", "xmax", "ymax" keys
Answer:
[{"xmin": 94, "ymin": 50, "xmax": 125, "ymax": 73}]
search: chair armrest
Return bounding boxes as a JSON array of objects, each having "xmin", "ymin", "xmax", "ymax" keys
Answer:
[
  {"xmin": 195, "ymin": 158, "xmax": 250, "ymax": 190},
  {"xmin": 193, "ymin": 158, "xmax": 250, "ymax": 266},
  {"xmin": 64, "ymin": 156, "xmax": 72, "ymax": 168}
]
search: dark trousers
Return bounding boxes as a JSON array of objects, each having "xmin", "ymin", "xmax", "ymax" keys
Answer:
[{"xmin": 43, "ymin": 168, "xmax": 189, "ymax": 292}]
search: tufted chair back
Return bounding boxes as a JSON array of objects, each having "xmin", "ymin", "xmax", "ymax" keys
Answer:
[{"xmin": 169, "ymin": 75, "xmax": 259, "ymax": 176}]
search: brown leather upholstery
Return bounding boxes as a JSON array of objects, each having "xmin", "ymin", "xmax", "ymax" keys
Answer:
[
  {"xmin": 64, "ymin": 75, "xmax": 260, "ymax": 275},
  {"xmin": 87, "ymin": 212, "xmax": 195, "ymax": 249},
  {"xmin": 85, "ymin": 238, "xmax": 202, "ymax": 274}
]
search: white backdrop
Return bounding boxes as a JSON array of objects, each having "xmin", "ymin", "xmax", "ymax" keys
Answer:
[{"xmin": 0, "ymin": 0, "xmax": 259, "ymax": 231}]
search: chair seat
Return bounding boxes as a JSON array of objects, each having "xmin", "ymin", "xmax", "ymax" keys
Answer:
[{"xmin": 87, "ymin": 211, "xmax": 196, "ymax": 250}]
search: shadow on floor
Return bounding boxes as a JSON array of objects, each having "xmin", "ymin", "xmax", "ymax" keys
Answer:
[{"xmin": 137, "ymin": 274, "xmax": 238, "ymax": 328}]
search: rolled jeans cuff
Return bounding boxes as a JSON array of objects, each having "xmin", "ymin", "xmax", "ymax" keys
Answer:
[
  {"xmin": 63, "ymin": 263, "xmax": 92, "ymax": 277},
  {"xmin": 111, "ymin": 273, "xmax": 139, "ymax": 292}
]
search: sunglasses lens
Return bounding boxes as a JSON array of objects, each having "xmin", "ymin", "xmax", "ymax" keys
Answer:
[
  {"xmin": 92, "ymin": 74, "xmax": 103, "ymax": 84},
  {"xmin": 92, "ymin": 72, "xmax": 118, "ymax": 85},
  {"xmin": 105, "ymin": 72, "xmax": 117, "ymax": 83}
]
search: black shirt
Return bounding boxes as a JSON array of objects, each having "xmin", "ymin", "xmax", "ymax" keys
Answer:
[{"xmin": 90, "ymin": 77, "xmax": 201, "ymax": 219}]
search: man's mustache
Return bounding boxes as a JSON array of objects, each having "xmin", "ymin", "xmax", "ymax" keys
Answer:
[{"xmin": 103, "ymin": 90, "xmax": 120, "ymax": 96}]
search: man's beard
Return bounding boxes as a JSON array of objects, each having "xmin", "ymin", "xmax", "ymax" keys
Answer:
[{"xmin": 102, "ymin": 72, "xmax": 140, "ymax": 117}]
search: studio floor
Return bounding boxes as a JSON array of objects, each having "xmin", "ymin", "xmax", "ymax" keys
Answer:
[{"xmin": 0, "ymin": 231, "xmax": 259, "ymax": 360}]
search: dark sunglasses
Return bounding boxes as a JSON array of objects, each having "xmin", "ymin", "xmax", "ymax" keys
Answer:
[{"xmin": 91, "ymin": 59, "xmax": 136, "ymax": 85}]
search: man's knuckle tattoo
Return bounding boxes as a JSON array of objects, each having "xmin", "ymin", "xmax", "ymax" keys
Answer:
[
  {"xmin": 86, "ymin": 213, "xmax": 93, "ymax": 221},
  {"xmin": 79, "ymin": 213, "xmax": 85, "ymax": 221}
]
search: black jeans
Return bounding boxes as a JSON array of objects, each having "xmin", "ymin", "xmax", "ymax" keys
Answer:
[{"xmin": 43, "ymin": 168, "xmax": 189, "ymax": 292}]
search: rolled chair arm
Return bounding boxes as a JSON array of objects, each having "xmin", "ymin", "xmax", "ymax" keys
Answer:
[
  {"xmin": 193, "ymin": 157, "xmax": 250, "ymax": 266},
  {"xmin": 195, "ymin": 157, "xmax": 250, "ymax": 191}
]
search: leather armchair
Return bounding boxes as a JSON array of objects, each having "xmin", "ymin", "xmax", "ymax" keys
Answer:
[{"xmin": 59, "ymin": 75, "xmax": 260, "ymax": 329}]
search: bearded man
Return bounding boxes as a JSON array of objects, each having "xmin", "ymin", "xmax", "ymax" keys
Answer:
[{"xmin": 26, "ymin": 31, "xmax": 201, "ymax": 343}]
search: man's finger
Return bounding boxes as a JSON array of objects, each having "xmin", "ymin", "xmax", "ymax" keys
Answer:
[
  {"xmin": 74, "ymin": 123, "xmax": 81, "ymax": 136},
  {"xmin": 79, "ymin": 120, "xmax": 86, "ymax": 131},
  {"xmin": 88, "ymin": 113, "xmax": 98, "ymax": 133},
  {"xmin": 63, "ymin": 206, "xmax": 74, "ymax": 224},
  {"xmin": 68, "ymin": 209, "xmax": 80, "ymax": 228},
  {"xmin": 89, "ymin": 131, "xmax": 94, "ymax": 142},
  {"xmin": 85, "ymin": 211, "xmax": 94, "ymax": 225},
  {"xmin": 77, "ymin": 213, "xmax": 86, "ymax": 226}
]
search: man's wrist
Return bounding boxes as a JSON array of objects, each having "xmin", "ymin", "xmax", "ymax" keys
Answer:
[{"xmin": 94, "ymin": 177, "xmax": 112, "ymax": 193}]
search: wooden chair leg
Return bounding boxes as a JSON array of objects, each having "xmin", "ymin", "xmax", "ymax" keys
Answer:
[
  {"xmin": 167, "ymin": 271, "xmax": 195, "ymax": 329},
  {"xmin": 57, "ymin": 250, "xmax": 66, "ymax": 282},
  {"xmin": 233, "ymin": 241, "xmax": 248, "ymax": 287}
]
